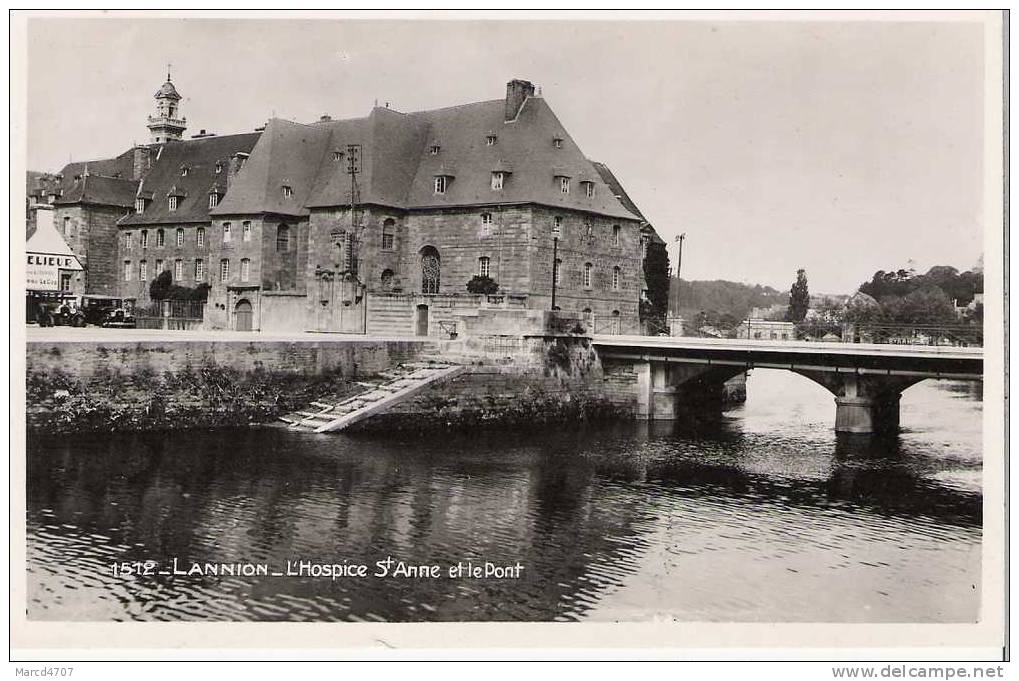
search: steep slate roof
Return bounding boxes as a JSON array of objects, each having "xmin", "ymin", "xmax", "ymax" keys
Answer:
[
  {"xmin": 215, "ymin": 95, "xmax": 643, "ymax": 222},
  {"xmin": 50, "ymin": 148, "xmax": 138, "ymax": 205},
  {"xmin": 120, "ymin": 132, "xmax": 261, "ymax": 225},
  {"xmin": 212, "ymin": 119, "xmax": 333, "ymax": 218},
  {"xmin": 54, "ymin": 174, "xmax": 139, "ymax": 208},
  {"xmin": 591, "ymin": 161, "xmax": 666, "ymax": 245}
]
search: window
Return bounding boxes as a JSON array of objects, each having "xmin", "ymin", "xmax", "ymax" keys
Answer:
[
  {"xmin": 276, "ymin": 225, "xmax": 290, "ymax": 252},
  {"xmin": 223, "ymin": 223, "xmax": 232, "ymax": 243},
  {"xmin": 381, "ymin": 218, "xmax": 395, "ymax": 250},
  {"xmin": 434, "ymin": 176, "xmax": 447, "ymax": 194},
  {"xmin": 124, "ymin": 261, "xmax": 132, "ymax": 281},
  {"xmin": 62, "ymin": 217, "xmax": 70, "ymax": 235},
  {"xmin": 220, "ymin": 259, "xmax": 230, "ymax": 283},
  {"xmin": 554, "ymin": 258, "xmax": 562, "ymax": 286},
  {"xmin": 584, "ymin": 181, "xmax": 595, "ymax": 198},
  {"xmin": 241, "ymin": 258, "xmax": 251, "ymax": 282},
  {"xmin": 559, "ymin": 177, "xmax": 570, "ymax": 194},
  {"xmin": 156, "ymin": 259, "xmax": 163, "ymax": 273},
  {"xmin": 215, "ymin": 162, "xmax": 223, "ymax": 174},
  {"xmin": 156, "ymin": 229, "xmax": 165, "ymax": 247},
  {"xmin": 135, "ymin": 198, "xmax": 145, "ymax": 213},
  {"xmin": 478, "ymin": 256, "xmax": 491, "ymax": 277},
  {"xmin": 180, "ymin": 166, "xmax": 189, "ymax": 177},
  {"xmin": 197, "ymin": 227, "xmax": 205, "ymax": 247},
  {"xmin": 429, "ymin": 145, "xmax": 440, "ymax": 155},
  {"xmin": 282, "ymin": 186, "xmax": 293, "ymax": 199},
  {"xmin": 552, "ymin": 216, "xmax": 563, "ymax": 238},
  {"xmin": 141, "ymin": 230, "xmax": 148, "ymax": 249},
  {"xmin": 420, "ymin": 247, "xmax": 440, "ymax": 294},
  {"xmin": 612, "ymin": 266, "xmax": 621, "ymax": 291},
  {"xmin": 553, "ymin": 137, "xmax": 563, "ymax": 149},
  {"xmin": 195, "ymin": 259, "xmax": 204, "ymax": 281},
  {"xmin": 332, "ymin": 150, "xmax": 343, "ymax": 162},
  {"xmin": 491, "ymin": 172, "xmax": 504, "ymax": 191},
  {"xmin": 583, "ymin": 262, "xmax": 593, "ymax": 288},
  {"xmin": 174, "ymin": 259, "xmax": 183, "ymax": 281},
  {"xmin": 242, "ymin": 221, "xmax": 251, "ymax": 242},
  {"xmin": 612, "ymin": 310, "xmax": 620, "ymax": 317},
  {"xmin": 168, "ymin": 196, "xmax": 178, "ymax": 211},
  {"xmin": 612, "ymin": 224, "xmax": 621, "ymax": 246},
  {"xmin": 176, "ymin": 228, "xmax": 184, "ymax": 247},
  {"xmin": 486, "ymin": 134, "xmax": 497, "ymax": 146},
  {"xmin": 208, "ymin": 193, "xmax": 218, "ymax": 209},
  {"xmin": 124, "ymin": 232, "xmax": 133, "ymax": 251},
  {"xmin": 640, "ymin": 235, "xmax": 649, "ymax": 258},
  {"xmin": 139, "ymin": 260, "xmax": 148, "ymax": 281},
  {"xmin": 584, "ymin": 221, "xmax": 593, "ymax": 239},
  {"xmin": 480, "ymin": 213, "xmax": 493, "ymax": 236}
]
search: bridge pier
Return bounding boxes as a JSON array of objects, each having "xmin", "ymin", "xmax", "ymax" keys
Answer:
[{"xmin": 834, "ymin": 394, "xmax": 901, "ymax": 434}]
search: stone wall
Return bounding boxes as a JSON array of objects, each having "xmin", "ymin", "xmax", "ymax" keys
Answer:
[
  {"xmin": 56, "ymin": 203, "xmax": 132, "ymax": 295},
  {"xmin": 26, "ymin": 338, "xmax": 437, "ymax": 380}
]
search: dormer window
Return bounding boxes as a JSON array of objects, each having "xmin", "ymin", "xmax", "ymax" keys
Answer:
[
  {"xmin": 559, "ymin": 177, "xmax": 570, "ymax": 194},
  {"xmin": 434, "ymin": 176, "xmax": 447, "ymax": 194},
  {"xmin": 168, "ymin": 196, "xmax": 178, "ymax": 212},
  {"xmin": 180, "ymin": 166, "xmax": 189, "ymax": 177},
  {"xmin": 282, "ymin": 185, "xmax": 293, "ymax": 199},
  {"xmin": 333, "ymin": 150, "xmax": 343, "ymax": 162},
  {"xmin": 553, "ymin": 137, "xmax": 563, "ymax": 149},
  {"xmin": 582, "ymin": 181, "xmax": 595, "ymax": 198},
  {"xmin": 429, "ymin": 144, "xmax": 441, "ymax": 155},
  {"xmin": 215, "ymin": 162, "xmax": 223, "ymax": 174},
  {"xmin": 486, "ymin": 134, "xmax": 497, "ymax": 146},
  {"xmin": 135, "ymin": 198, "xmax": 145, "ymax": 214},
  {"xmin": 491, "ymin": 172, "xmax": 505, "ymax": 191},
  {"xmin": 208, "ymin": 193, "xmax": 219, "ymax": 209}
]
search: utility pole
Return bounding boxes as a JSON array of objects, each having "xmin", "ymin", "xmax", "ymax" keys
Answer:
[
  {"xmin": 346, "ymin": 144, "xmax": 361, "ymax": 274},
  {"xmin": 671, "ymin": 233, "xmax": 686, "ymax": 316},
  {"xmin": 551, "ymin": 235, "xmax": 559, "ymax": 310}
]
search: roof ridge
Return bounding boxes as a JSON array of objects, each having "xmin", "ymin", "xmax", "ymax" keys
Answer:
[{"xmin": 405, "ymin": 98, "xmax": 503, "ymax": 116}]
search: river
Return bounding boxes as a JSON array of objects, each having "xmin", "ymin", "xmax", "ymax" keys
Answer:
[{"xmin": 25, "ymin": 371, "xmax": 982, "ymax": 622}]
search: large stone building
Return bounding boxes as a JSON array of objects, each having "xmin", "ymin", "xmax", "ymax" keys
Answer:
[{"xmin": 49, "ymin": 75, "xmax": 662, "ymax": 335}]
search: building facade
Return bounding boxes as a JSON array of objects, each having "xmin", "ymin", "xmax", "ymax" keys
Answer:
[{"xmin": 55, "ymin": 75, "xmax": 661, "ymax": 334}]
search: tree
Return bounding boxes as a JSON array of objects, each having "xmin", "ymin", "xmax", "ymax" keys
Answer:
[
  {"xmin": 148, "ymin": 269, "xmax": 210, "ymax": 302},
  {"xmin": 466, "ymin": 275, "xmax": 499, "ymax": 295},
  {"xmin": 785, "ymin": 269, "xmax": 809, "ymax": 322},
  {"xmin": 642, "ymin": 240, "xmax": 670, "ymax": 322}
]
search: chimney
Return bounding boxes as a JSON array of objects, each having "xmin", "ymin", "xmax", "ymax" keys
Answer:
[
  {"xmin": 132, "ymin": 145, "xmax": 151, "ymax": 180},
  {"xmin": 227, "ymin": 152, "xmax": 249, "ymax": 187},
  {"xmin": 505, "ymin": 79, "xmax": 535, "ymax": 121}
]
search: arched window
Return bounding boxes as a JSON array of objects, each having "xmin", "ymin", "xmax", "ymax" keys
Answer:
[
  {"xmin": 380, "ymin": 269, "xmax": 395, "ymax": 291},
  {"xmin": 141, "ymin": 230, "xmax": 148, "ymax": 249},
  {"xmin": 196, "ymin": 227, "xmax": 205, "ymax": 247},
  {"xmin": 583, "ymin": 262, "xmax": 593, "ymax": 288},
  {"xmin": 612, "ymin": 225, "xmax": 621, "ymax": 246},
  {"xmin": 381, "ymin": 219, "xmax": 395, "ymax": 250},
  {"xmin": 173, "ymin": 259, "xmax": 183, "ymax": 280},
  {"xmin": 139, "ymin": 260, "xmax": 148, "ymax": 281},
  {"xmin": 276, "ymin": 224, "xmax": 290, "ymax": 252},
  {"xmin": 156, "ymin": 229, "xmax": 165, "ymax": 247},
  {"xmin": 240, "ymin": 258, "xmax": 251, "ymax": 282},
  {"xmin": 220, "ymin": 259, "xmax": 230, "ymax": 283},
  {"xmin": 176, "ymin": 228, "xmax": 184, "ymax": 247},
  {"xmin": 420, "ymin": 246, "xmax": 440, "ymax": 294},
  {"xmin": 478, "ymin": 256, "xmax": 491, "ymax": 278},
  {"xmin": 612, "ymin": 266, "xmax": 621, "ymax": 290}
]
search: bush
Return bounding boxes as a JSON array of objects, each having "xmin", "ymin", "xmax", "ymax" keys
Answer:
[{"xmin": 466, "ymin": 275, "xmax": 499, "ymax": 295}]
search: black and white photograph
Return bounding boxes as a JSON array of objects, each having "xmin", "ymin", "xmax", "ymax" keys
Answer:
[{"xmin": 10, "ymin": 9, "xmax": 1006, "ymax": 661}]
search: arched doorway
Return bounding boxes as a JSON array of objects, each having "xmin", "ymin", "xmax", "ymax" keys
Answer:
[
  {"xmin": 420, "ymin": 246, "xmax": 440, "ymax": 294},
  {"xmin": 235, "ymin": 299, "xmax": 253, "ymax": 331}
]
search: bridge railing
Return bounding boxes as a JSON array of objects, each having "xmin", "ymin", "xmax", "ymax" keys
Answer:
[{"xmin": 840, "ymin": 324, "xmax": 982, "ymax": 347}]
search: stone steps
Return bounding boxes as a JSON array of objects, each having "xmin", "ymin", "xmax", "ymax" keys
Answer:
[{"xmin": 279, "ymin": 360, "xmax": 465, "ymax": 433}]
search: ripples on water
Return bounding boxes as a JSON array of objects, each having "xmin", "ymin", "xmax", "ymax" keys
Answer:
[{"xmin": 26, "ymin": 373, "xmax": 982, "ymax": 623}]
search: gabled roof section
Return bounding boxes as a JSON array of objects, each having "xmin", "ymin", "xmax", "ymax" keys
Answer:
[
  {"xmin": 120, "ymin": 132, "xmax": 260, "ymax": 225},
  {"xmin": 52, "ymin": 148, "xmax": 138, "ymax": 206},
  {"xmin": 211, "ymin": 119, "xmax": 329, "ymax": 218},
  {"xmin": 402, "ymin": 97, "xmax": 640, "ymax": 220},
  {"xmin": 591, "ymin": 160, "xmax": 665, "ymax": 245}
]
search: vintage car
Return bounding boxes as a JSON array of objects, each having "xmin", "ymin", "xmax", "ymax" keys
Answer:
[
  {"xmin": 35, "ymin": 294, "xmax": 86, "ymax": 327},
  {"xmin": 79, "ymin": 295, "xmax": 136, "ymax": 328}
]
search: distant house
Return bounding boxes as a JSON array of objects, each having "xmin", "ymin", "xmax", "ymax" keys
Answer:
[{"xmin": 737, "ymin": 318, "xmax": 795, "ymax": 341}]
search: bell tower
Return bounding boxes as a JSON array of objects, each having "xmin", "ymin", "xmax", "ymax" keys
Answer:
[{"xmin": 147, "ymin": 66, "xmax": 186, "ymax": 144}]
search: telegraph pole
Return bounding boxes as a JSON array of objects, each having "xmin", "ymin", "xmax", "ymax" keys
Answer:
[{"xmin": 671, "ymin": 233, "xmax": 686, "ymax": 316}]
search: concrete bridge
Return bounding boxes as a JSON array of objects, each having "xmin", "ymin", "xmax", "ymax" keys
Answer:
[{"xmin": 592, "ymin": 336, "xmax": 983, "ymax": 433}]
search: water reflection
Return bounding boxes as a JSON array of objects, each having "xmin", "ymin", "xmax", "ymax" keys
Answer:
[{"xmin": 26, "ymin": 375, "xmax": 982, "ymax": 623}]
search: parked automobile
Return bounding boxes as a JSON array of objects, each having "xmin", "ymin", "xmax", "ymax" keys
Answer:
[
  {"xmin": 35, "ymin": 293, "xmax": 85, "ymax": 327},
  {"xmin": 79, "ymin": 295, "xmax": 136, "ymax": 327}
]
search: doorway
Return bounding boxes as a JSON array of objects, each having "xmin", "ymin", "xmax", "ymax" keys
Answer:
[
  {"xmin": 235, "ymin": 299, "xmax": 253, "ymax": 331},
  {"xmin": 416, "ymin": 304, "xmax": 429, "ymax": 336}
]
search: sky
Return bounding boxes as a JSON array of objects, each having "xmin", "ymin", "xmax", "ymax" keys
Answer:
[{"xmin": 24, "ymin": 15, "xmax": 989, "ymax": 294}]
